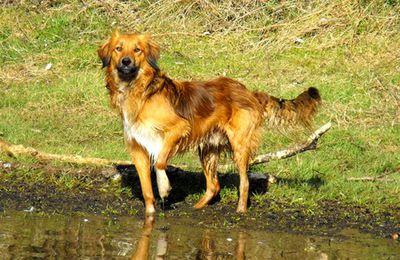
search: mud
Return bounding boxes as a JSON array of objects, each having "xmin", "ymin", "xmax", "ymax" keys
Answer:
[{"xmin": 0, "ymin": 161, "xmax": 399, "ymax": 240}]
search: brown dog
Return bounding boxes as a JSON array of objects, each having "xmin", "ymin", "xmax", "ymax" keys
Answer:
[{"xmin": 98, "ymin": 30, "xmax": 320, "ymax": 215}]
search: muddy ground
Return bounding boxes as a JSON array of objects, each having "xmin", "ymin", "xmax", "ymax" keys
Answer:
[{"xmin": 0, "ymin": 161, "xmax": 399, "ymax": 240}]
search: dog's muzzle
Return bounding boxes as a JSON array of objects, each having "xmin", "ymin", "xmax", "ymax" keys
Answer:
[{"xmin": 117, "ymin": 57, "xmax": 138, "ymax": 81}]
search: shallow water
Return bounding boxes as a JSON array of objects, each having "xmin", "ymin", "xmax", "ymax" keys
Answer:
[{"xmin": 0, "ymin": 211, "xmax": 398, "ymax": 259}]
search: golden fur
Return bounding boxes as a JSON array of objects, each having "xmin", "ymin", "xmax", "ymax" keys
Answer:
[{"xmin": 98, "ymin": 30, "xmax": 321, "ymax": 215}]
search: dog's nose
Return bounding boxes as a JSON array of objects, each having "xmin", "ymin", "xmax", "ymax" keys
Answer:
[{"xmin": 121, "ymin": 57, "xmax": 132, "ymax": 66}]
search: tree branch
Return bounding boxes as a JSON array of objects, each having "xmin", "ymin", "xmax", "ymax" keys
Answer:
[
  {"xmin": 346, "ymin": 170, "xmax": 398, "ymax": 182},
  {"xmin": 0, "ymin": 122, "xmax": 332, "ymax": 170},
  {"xmin": 0, "ymin": 139, "xmax": 131, "ymax": 167},
  {"xmin": 346, "ymin": 177, "xmax": 392, "ymax": 182},
  {"xmin": 219, "ymin": 122, "xmax": 332, "ymax": 170},
  {"xmin": 252, "ymin": 122, "xmax": 332, "ymax": 165}
]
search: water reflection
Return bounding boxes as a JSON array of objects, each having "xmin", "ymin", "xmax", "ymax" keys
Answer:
[
  {"xmin": 130, "ymin": 215, "xmax": 167, "ymax": 260},
  {"xmin": 130, "ymin": 216, "xmax": 248, "ymax": 259},
  {"xmin": 196, "ymin": 231, "xmax": 246, "ymax": 260},
  {"xmin": 131, "ymin": 216, "xmax": 250, "ymax": 260},
  {"xmin": 0, "ymin": 212, "xmax": 398, "ymax": 259}
]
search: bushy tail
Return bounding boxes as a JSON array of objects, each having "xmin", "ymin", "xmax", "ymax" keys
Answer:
[{"xmin": 253, "ymin": 87, "xmax": 321, "ymax": 127}]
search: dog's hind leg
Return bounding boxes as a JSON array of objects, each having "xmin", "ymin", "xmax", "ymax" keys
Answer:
[
  {"xmin": 225, "ymin": 110, "xmax": 262, "ymax": 213},
  {"xmin": 194, "ymin": 146, "xmax": 220, "ymax": 209},
  {"xmin": 231, "ymin": 147, "xmax": 251, "ymax": 213}
]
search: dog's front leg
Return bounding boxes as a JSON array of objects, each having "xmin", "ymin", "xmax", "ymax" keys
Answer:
[{"xmin": 128, "ymin": 140, "xmax": 156, "ymax": 215}]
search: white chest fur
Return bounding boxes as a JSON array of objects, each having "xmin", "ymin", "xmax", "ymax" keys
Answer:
[{"xmin": 123, "ymin": 111, "xmax": 163, "ymax": 161}]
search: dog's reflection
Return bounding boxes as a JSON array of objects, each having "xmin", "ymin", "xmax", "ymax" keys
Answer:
[
  {"xmin": 130, "ymin": 215, "xmax": 247, "ymax": 260},
  {"xmin": 196, "ymin": 231, "xmax": 247, "ymax": 260},
  {"xmin": 130, "ymin": 215, "xmax": 167, "ymax": 260}
]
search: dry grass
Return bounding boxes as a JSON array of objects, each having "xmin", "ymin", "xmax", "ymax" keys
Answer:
[
  {"xmin": 6, "ymin": 1, "xmax": 398, "ymax": 46},
  {"xmin": 84, "ymin": 0, "xmax": 400, "ymax": 49}
]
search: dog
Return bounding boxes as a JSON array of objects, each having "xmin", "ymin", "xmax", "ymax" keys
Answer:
[{"xmin": 98, "ymin": 30, "xmax": 321, "ymax": 215}]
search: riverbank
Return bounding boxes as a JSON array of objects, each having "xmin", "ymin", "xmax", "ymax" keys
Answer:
[{"xmin": 1, "ymin": 159, "xmax": 398, "ymax": 240}]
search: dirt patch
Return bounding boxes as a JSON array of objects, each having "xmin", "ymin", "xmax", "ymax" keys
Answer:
[
  {"xmin": 0, "ymin": 181, "xmax": 140, "ymax": 215},
  {"xmin": 0, "ymin": 161, "xmax": 399, "ymax": 239}
]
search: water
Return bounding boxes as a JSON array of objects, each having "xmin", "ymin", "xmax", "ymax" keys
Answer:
[{"xmin": 0, "ymin": 211, "xmax": 398, "ymax": 259}]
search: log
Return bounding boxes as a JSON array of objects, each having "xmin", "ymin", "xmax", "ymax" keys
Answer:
[
  {"xmin": 0, "ymin": 122, "xmax": 332, "ymax": 170},
  {"xmin": 346, "ymin": 170, "xmax": 398, "ymax": 182},
  {"xmin": 346, "ymin": 177, "xmax": 392, "ymax": 182},
  {"xmin": 251, "ymin": 122, "xmax": 332, "ymax": 165},
  {"xmin": 0, "ymin": 139, "xmax": 131, "ymax": 167}
]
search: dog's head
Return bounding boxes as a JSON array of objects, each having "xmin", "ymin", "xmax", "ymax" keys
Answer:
[{"xmin": 98, "ymin": 30, "xmax": 160, "ymax": 82}]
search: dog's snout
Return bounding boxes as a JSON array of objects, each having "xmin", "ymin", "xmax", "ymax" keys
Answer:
[
  {"xmin": 117, "ymin": 55, "xmax": 138, "ymax": 81},
  {"xmin": 121, "ymin": 57, "xmax": 132, "ymax": 66}
]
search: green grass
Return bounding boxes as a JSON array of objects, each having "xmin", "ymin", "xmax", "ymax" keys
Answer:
[{"xmin": 0, "ymin": 1, "xmax": 399, "ymax": 213}]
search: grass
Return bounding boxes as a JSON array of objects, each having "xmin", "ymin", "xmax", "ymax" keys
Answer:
[{"xmin": 0, "ymin": 0, "xmax": 399, "ymax": 213}]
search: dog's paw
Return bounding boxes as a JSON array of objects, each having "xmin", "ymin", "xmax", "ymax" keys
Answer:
[{"xmin": 156, "ymin": 169, "xmax": 172, "ymax": 199}]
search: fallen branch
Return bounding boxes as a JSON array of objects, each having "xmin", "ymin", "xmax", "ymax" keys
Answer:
[
  {"xmin": 0, "ymin": 122, "xmax": 332, "ymax": 170},
  {"xmin": 346, "ymin": 177, "xmax": 392, "ymax": 182},
  {"xmin": 0, "ymin": 139, "xmax": 131, "ymax": 167},
  {"xmin": 346, "ymin": 170, "xmax": 398, "ymax": 182},
  {"xmin": 252, "ymin": 122, "xmax": 332, "ymax": 165},
  {"xmin": 219, "ymin": 122, "xmax": 332, "ymax": 170}
]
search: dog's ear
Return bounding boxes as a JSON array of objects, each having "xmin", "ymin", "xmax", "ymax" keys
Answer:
[
  {"xmin": 97, "ymin": 40, "xmax": 111, "ymax": 68},
  {"xmin": 144, "ymin": 35, "xmax": 160, "ymax": 71},
  {"xmin": 98, "ymin": 30, "xmax": 120, "ymax": 68},
  {"xmin": 112, "ymin": 29, "xmax": 120, "ymax": 39},
  {"xmin": 148, "ymin": 38, "xmax": 160, "ymax": 61}
]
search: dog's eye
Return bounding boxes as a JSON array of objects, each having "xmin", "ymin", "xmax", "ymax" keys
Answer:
[
  {"xmin": 134, "ymin": 47, "xmax": 141, "ymax": 53},
  {"xmin": 115, "ymin": 46, "xmax": 122, "ymax": 52}
]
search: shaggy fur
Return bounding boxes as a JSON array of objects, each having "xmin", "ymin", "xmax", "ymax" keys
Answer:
[{"xmin": 98, "ymin": 30, "xmax": 321, "ymax": 215}]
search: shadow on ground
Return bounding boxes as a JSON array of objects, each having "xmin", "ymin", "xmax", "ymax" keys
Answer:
[
  {"xmin": 277, "ymin": 175, "xmax": 326, "ymax": 190},
  {"xmin": 116, "ymin": 165, "xmax": 272, "ymax": 208}
]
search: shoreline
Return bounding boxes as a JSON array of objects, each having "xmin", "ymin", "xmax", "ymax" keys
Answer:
[{"xmin": 0, "ymin": 160, "xmax": 398, "ymax": 239}]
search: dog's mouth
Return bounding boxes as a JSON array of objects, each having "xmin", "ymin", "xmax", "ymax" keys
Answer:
[{"xmin": 117, "ymin": 65, "xmax": 139, "ymax": 81}]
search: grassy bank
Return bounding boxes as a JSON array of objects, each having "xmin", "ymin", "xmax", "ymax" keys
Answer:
[{"xmin": 0, "ymin": 1, "xmax": 399, "ymax": 213}]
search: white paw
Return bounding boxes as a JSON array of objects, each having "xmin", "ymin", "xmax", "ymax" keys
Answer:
[{"xmin": 156, "ymin": 169, "xmax": 172, "ymax": 199}]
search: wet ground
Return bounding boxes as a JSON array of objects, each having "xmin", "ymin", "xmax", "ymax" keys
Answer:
[{"xmin": 0, "ymin": 161, "xmax": 399, "ymax": 258}]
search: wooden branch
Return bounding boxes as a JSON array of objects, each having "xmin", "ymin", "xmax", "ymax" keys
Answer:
[
  {"xmin": 0, "ymin": 139, "xmax": 131, "ymax": 167},
  {"xmin": 346, "ymin": 177, "xmax": 392, "ymax": 182},
  {"xmin": 0, "ymin": 122, "xmax": 331, "ymax": 170},
  {"xmin": 251, "ymin": 122, "xmax": 332, "ymax": 165},
  {"xmin": 219, "ymin": 122, "xmax": 332, "ymax": 170},
  {"xmin": 346, "ymin": 170, "xmax": 398, "ymax": 182}
]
